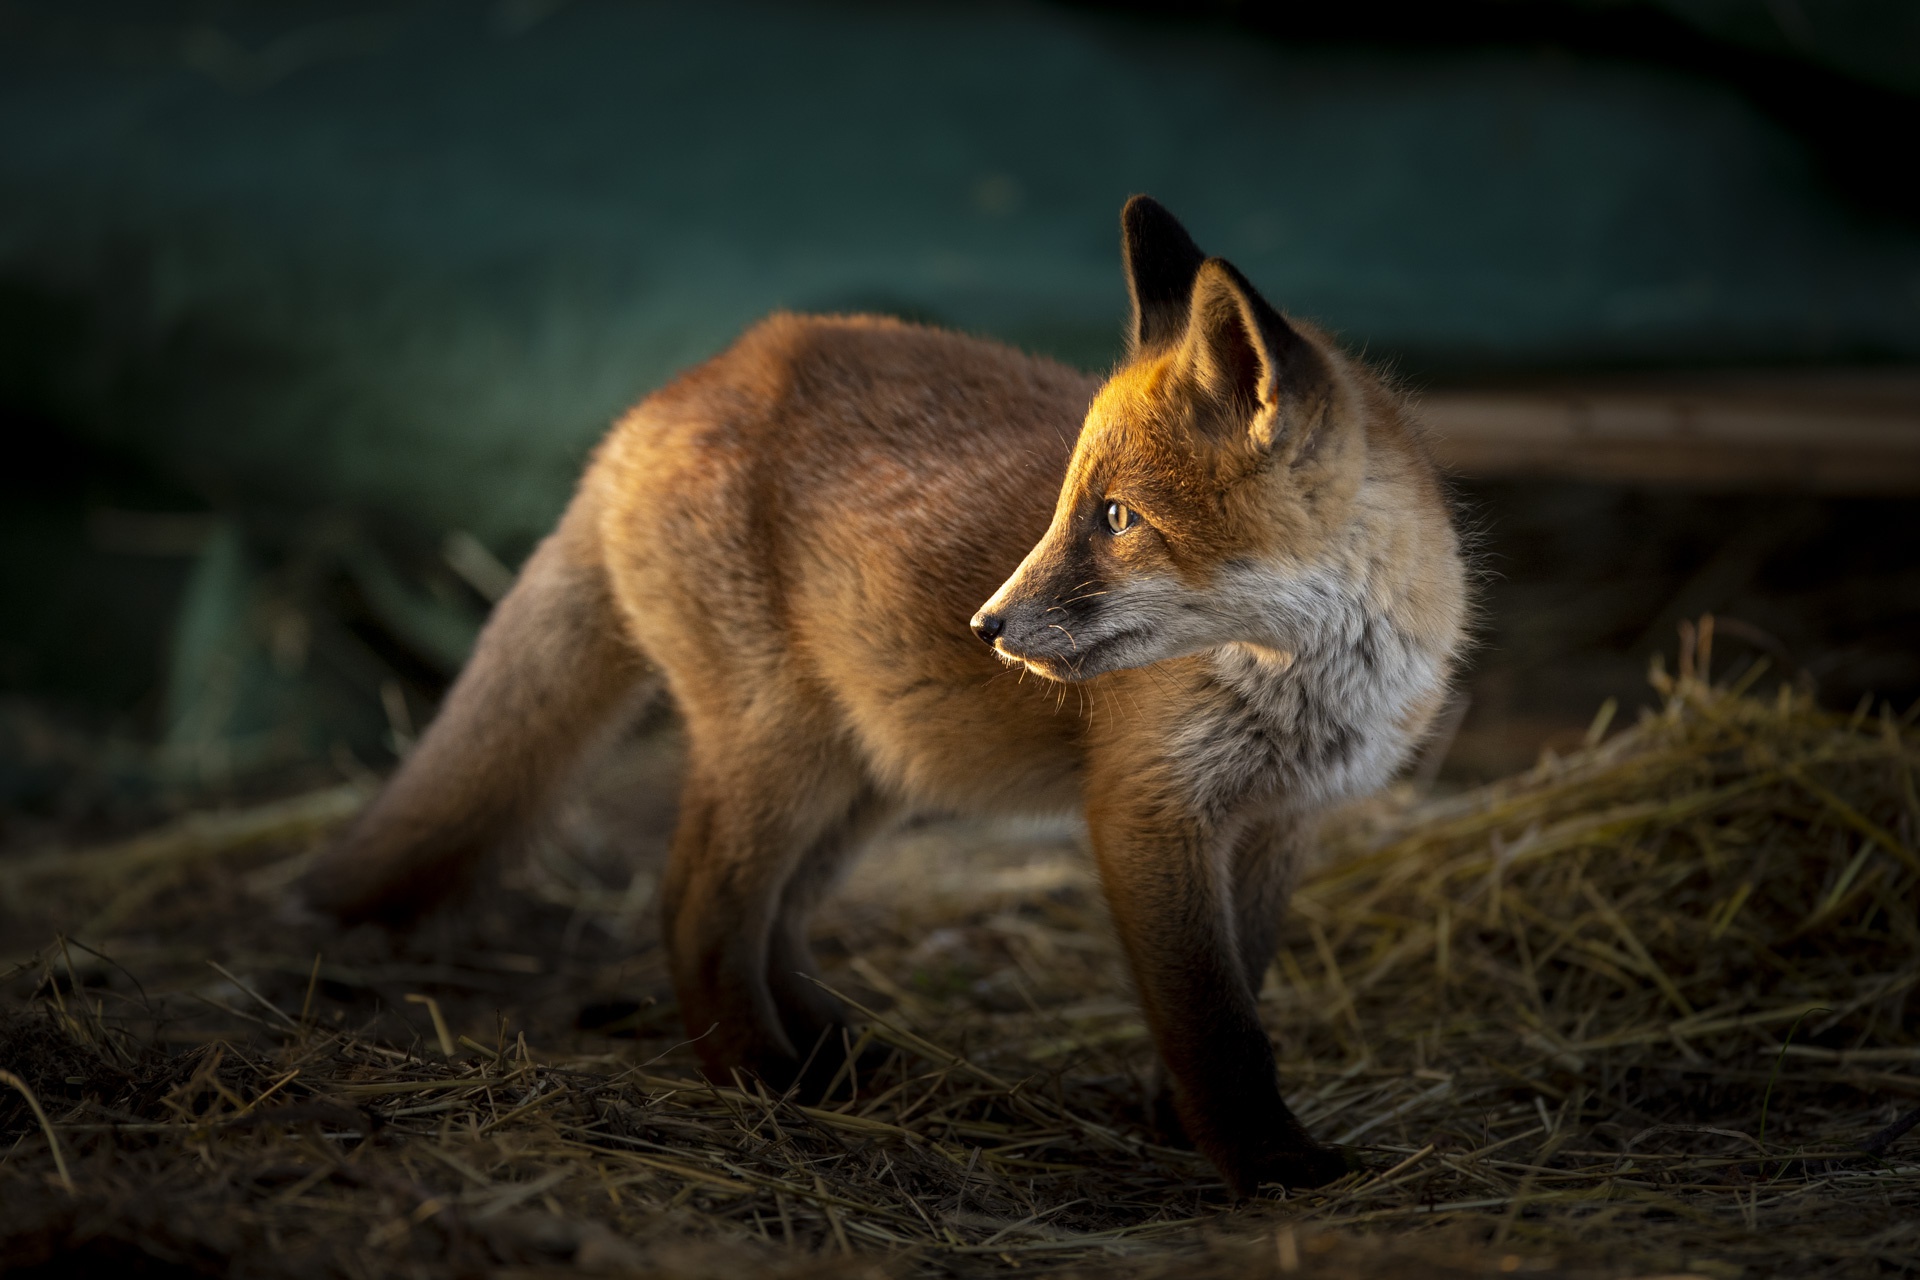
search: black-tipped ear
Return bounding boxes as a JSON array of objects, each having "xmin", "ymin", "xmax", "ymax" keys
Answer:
[
  {"xmin": 1122, "ymin": 196, "xmax": 1206, "ymax": 355},
  {"xmin": 1180, "ymin": 258, "xmax": 1329, "ymax": 452}
]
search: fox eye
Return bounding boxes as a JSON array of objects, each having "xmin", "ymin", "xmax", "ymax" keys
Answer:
[{"xmin": 1104, "ymin": 500, "xmax": 1137, "ymax": 534}]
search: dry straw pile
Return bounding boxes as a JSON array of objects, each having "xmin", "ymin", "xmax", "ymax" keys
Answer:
[{"xmin": 2, "ymin": 632, "xmax": 1917, "ymax": 1277}]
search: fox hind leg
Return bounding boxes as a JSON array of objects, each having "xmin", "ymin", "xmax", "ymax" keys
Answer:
[
  {"xmin": 660, "ymin": 731, "xmax": 872, "ymax": 1092},
  {"xmin": 765, "ymin": 787, "xmax": 896, "ymax": 1092}
]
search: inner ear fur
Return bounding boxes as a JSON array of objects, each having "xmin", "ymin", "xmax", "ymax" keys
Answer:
[
  {"xmin": 1122, "ymin": 195, "xmax": 1207, "ymax": 355},
  {"xmin": 1178, "ymin": 258, "xmax": 1332, "ymax": 458}
]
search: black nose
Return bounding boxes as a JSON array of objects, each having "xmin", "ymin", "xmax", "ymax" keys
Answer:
[{"xmin": 970, "ymin": 612, "xmax": 1004, "ymax": 644}]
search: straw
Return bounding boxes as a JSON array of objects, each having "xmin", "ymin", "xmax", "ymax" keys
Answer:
[{"xmin": 2, "ymin": 645, "xmax": 1916, "ymax": 1277}]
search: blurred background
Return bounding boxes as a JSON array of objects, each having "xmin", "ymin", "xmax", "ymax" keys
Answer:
[{"xmin": 2, "ymin": 0, "xmax": 1917, "ymax": 844}]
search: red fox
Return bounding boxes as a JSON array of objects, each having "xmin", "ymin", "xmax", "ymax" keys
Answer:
[{"xmin": 300, "ymin": 197, "xmax": 1468, "ymax": 1195}]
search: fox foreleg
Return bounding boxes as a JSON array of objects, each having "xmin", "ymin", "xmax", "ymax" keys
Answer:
[
  {"xmin": 1085, "ymin": 773, "xmax": 1343, "ymax": 1196},
  {"xmin": 1230, "ymin": 815, "xmax": 1308, "ymax": 997},
  {"xmin": 1148, "ymin": 814, "xmax": 1309, "ymax": 1145}
]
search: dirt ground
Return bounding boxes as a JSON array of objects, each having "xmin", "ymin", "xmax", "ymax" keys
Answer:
[{"xmin": 3, "ymin": 663, "xmax": 1916, "ymax": 1278}]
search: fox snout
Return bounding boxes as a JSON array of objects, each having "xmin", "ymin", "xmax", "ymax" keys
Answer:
[
  {"xmin": 968, "ymin": 599, "xmax": 1087, "ymax": 681},
  {"xmin": 969, "ymin": 559, "xmax": 1111, "ymax": 681}
]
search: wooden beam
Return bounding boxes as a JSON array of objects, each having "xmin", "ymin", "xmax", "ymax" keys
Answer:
[{"xmin": 1418, "ymin": 369, "xmax": 1920, "ymax": 492}]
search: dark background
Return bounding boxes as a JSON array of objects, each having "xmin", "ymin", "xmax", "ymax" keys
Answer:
[{"xmin": 2, "ymin": 0, "xmax": 1917, "ymax": 840}]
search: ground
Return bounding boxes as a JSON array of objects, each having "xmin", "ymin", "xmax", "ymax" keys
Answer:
[{"xmin": 2, "ymin": 667, "xmax": 1916, "ymax": 1278}]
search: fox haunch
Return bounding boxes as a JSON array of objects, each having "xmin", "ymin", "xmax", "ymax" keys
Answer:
[{"xmin": 300, "ymin": 197, "xmax": 1469, "ymax": 1196}]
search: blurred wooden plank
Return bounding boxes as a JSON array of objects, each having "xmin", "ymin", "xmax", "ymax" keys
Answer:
[{"xmin": 1420, "ymin": 370, "xmax": 1920, "ymax": 492}]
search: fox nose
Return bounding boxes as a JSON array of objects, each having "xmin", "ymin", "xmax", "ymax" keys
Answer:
[{"xmin": 970, "ymin": 611, "xmax": 1004, "ymax": 645}]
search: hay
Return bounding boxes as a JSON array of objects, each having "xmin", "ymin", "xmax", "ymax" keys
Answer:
[{"xmin": 3, "ymin": 640, "xmax": 1917, "ymax": 1277}]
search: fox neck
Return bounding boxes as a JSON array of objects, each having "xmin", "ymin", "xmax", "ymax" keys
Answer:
[{"xmin": 1182, "ymin": 558, "xmax": 1452, "ymax": 814}]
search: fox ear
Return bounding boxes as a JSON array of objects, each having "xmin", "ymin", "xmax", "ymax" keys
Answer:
[
  {"xmin": 1178, "ymin": 258, "xmax": 1329, "ymax": 455},
  {"xmin": 1122, "ymin": 195, "xmax": 1206, "ymax": 355}
]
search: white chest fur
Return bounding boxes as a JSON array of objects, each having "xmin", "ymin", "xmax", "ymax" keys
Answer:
[{"xmin": 1169, "ymin": 571, "xmax": 1447, "ymax": 818}]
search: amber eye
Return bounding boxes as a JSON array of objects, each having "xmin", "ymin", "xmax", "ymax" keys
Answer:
[{"xmin": 1104, "ymin": 500, "xmax": 1137, "ymax": 534}]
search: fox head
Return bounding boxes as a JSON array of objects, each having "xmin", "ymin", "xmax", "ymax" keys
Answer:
[{"xmin": 972, "ymin": 196, "xmax": 1397, "ymax": 683}]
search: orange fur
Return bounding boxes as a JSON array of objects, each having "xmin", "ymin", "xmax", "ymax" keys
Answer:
[{"xmin": 299, "ymin": 199, "xmax": 1468, "ymax": 1195}]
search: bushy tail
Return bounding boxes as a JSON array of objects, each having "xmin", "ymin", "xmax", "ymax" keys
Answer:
[{"xmin": 299, "ymin": 495, "xmax": 652, "ymax": 922}]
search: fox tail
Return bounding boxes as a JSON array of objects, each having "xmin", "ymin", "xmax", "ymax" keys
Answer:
[{"xmin": 298, "ymin": 495, "xmax": 653, "ymax": 921}]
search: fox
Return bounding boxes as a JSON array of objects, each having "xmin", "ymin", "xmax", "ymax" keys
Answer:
[{"xmin": 298, "ymin": 197, "xmax": 1469, "ymax": 1195}]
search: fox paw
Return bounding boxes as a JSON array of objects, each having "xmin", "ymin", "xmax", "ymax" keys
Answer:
[{"xmin": 1232, "ymin": 1142, "xmax": 1352, "ymax": 1197}]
